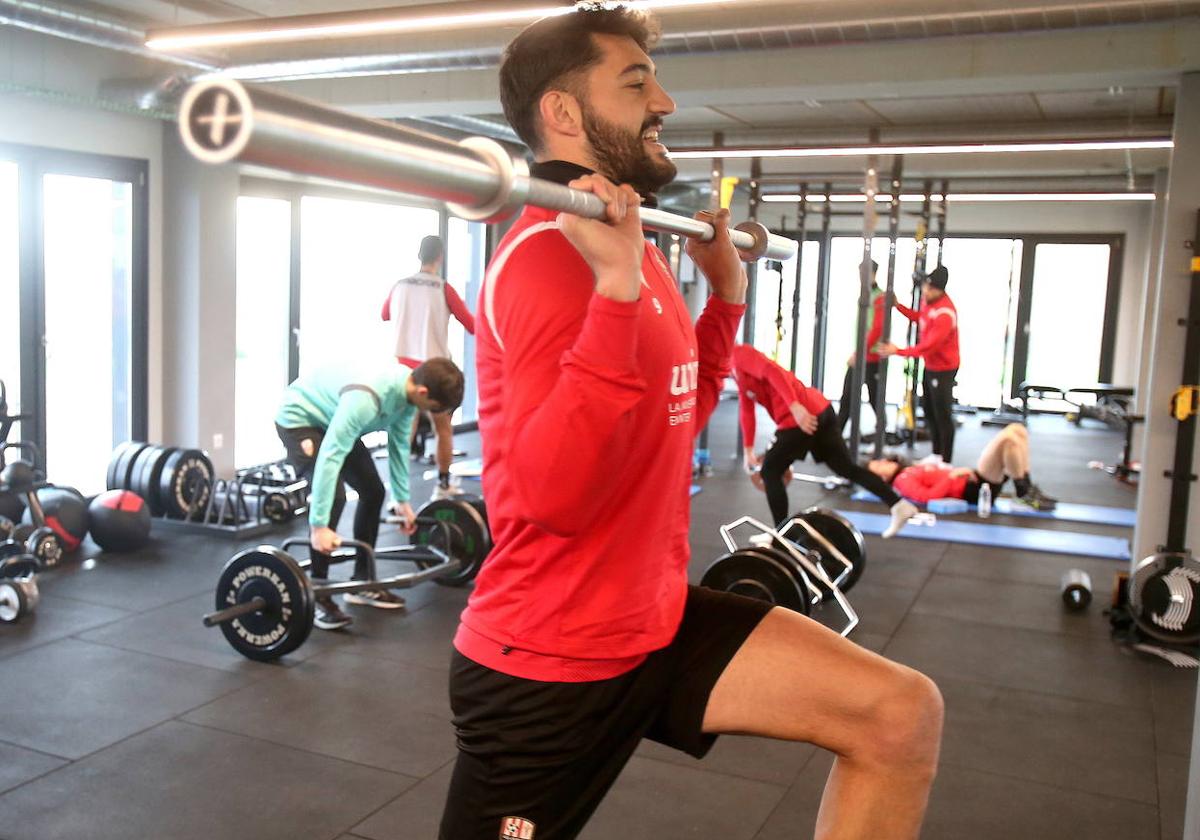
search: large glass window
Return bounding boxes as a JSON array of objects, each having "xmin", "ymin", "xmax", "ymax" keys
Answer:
[
  {"xmin": 298, "ymin": 196, "xmax": 439, "ymax": 372},
  {"xmin": 939, "ymin": 238, "xmax": 1023, "ymax": 408},
  {"xmin": 0, "ymin": 162, "xmax": 17, "ymax": 417},
  {"xmin": 445, "ymin": 216, "xmax": 485, "ymax": 424},
  {"xmin": 1024, "ymin": 243, "xmax": 1112, "ymax": 389},
  {"xmin": 235, "ymin": 196, "xmax": 292, "ymax": 467},
  {"xmin": 746, "ymin": 241, "xmax": 822, "ymax": 377},
  {"xmin": 42, "ymin": 173, "xmax": 134, "ymax": 493}
]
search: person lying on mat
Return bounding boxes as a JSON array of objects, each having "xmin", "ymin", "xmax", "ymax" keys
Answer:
[
  {"xmin": 732, "ymin": 343, "xmax": 919, "ymax": 537},
  {"xmin": 866, "ymin": 422, "xmax": 1057, "ymax": 510}
]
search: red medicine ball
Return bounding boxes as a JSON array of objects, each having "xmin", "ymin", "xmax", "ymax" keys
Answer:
[{"xmin": 88, "ymin": 490, "xmax": 152, "ymax": 553}]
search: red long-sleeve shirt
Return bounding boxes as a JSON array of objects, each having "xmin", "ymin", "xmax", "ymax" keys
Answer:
[
  {"xmin": 456, "ymin": 204, "xmax": 744, "ymax": 682},
  {"xmin": 731, "ymin": 344, "xmax": 830, "ymax": 446},
  {"xmin": 381, "ymin": 277, "xmax": 476, "ymax": 368},
  {"xmin": 892, "ymin": 464, "xmax": 971, "ymax": 503},
  {"xmin": 894, "ymin": 295, "xmax": 960, "ymax": 371}
]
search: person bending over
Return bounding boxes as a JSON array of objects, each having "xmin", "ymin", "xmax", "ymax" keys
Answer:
[
  {"xmin": 837, "ymin": 259, "xmax": 887, "ymax": 434},
  {"xmin": 275, "ymin": 357, "xmax": 464, "ymax": 630},
  {"xmin": 878, "ymin": 264, "xmax": 960, "ymax": 462},
  {"xmin": 734, "ymin": 343, "xmax": 919, "ymax": 537},
  {"xmin": 382, "ymin": 234, "xmax": 476, "ymax": 500},
  {"xmin": 867, "ymin": 422, "xmax": 1057, "ymax": 510},
  {"xmin": 439, "ymin": 8, "xmax": 943, "ymax": 840}
]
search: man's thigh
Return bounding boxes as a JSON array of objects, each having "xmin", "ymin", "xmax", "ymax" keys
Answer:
[{"xmin": 702, "ymin": 607, "xmax": 919, "ymax": 755}]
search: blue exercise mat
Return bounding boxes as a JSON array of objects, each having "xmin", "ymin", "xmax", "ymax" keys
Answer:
[
  {"xmin": 849, "ymin": 490, "xmax": 1135, "ymax": 528},
  {"xmin": 690, "ymin": 485, "xmax": 703, "ymax": 497},
  {"xmin": 837, "ymin": 509, "xmax": 1131, "ymax": 561}
]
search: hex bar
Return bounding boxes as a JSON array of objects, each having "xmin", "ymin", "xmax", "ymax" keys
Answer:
[{"xmin": 177, "ymin": 78, "xmax": 796, "ymax": 261}]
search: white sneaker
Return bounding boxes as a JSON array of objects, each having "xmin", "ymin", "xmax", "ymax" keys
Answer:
[
  {"xmin": 883, "ymin": 499, "xmax": 920, "ymax": 539},
  {"xmin": 432, "ymin": 483, "xmax": 465, "ymax": 501}
]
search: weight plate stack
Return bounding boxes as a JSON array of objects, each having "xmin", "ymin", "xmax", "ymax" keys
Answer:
[
  {"xmin": 158, "ymin": 448, "xmax": 214, "ymax": 519},
  {"xmin": 107, "ymin": 441, "xmax": 148, "ymax": 491},
  {"xmin": 214, "ymin": 547, "xmax": 315, "ymax": 661},
  {"xmin": 789, "ymin": 507, "xmax": 868, "ymax": 594},
  {"xmin": 412, "ymin": 497, "xmax": 492, "ymax": 586},
  {"xmin": 700, "ymin": 546, "xmax": 812, "ymax": 615},
  {"xmin": 132, "ymin": 446, "xmax": 177, "ymax": 517}
]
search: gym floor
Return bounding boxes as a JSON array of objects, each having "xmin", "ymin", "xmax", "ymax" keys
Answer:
[{"xmin": 0, "ymin": 404, "xmax": 1192, "ymax": 840}]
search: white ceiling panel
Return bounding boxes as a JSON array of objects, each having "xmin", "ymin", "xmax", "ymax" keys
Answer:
[
  {"xmin": 1034, "ymin": 87, "xmax": 1167, "ymax": 119},
  {"xmin": 865, "ymin": 93, "xmax": 1045, "ymax": 124}
]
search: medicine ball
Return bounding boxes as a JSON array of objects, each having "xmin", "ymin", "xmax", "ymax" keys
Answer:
[
  {"xmin": 0, "ymin": 460, "xmax": 36, "ymax": 495},
  {"xmin": 23, "ymin": 486, "xmax": 89, "ymax": 552},
  {"xmin": 88, "ymin": 490, "xmax": 151, "ymax": 553}
]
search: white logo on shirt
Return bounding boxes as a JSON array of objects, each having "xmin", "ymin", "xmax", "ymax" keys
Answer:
[
  {"xmin": 652, "ymin": 297, "xmax": 663, "ymax": 315},
  {"xmin": 669, "ymin": 361, "xmax": 699, "ymax": 426}
]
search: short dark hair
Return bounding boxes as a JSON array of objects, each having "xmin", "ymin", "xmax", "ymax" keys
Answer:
[
  {"xmin": 499, "ymin": 6, "xmax": 660, "ymax": 153},
  {"xmin": 418, "ymin": 235, "xmax": 443, "ymax": 265},
  {"xmin": 412, "ymin": 357, "xmax": 464, "ymax": 411}
]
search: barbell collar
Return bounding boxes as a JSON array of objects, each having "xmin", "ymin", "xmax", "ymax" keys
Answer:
[{"xmin": 177, "ymin": 78, "xmax": 796, "ymax": 263}]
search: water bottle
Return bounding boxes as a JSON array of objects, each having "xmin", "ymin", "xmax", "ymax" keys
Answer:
[{"xmin": 977, "ymin": 482, "xmax": 992, "ymax": 519}]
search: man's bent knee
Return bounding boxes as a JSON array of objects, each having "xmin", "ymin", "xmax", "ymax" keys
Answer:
[{"xmin": 855, "ymin": 669, "xmax": 943, "ymax": 774}]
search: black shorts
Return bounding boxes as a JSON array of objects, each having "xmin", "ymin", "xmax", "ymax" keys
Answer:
[
  {"xmin": 439, "ymin": 586, "xmax": 773, "ymax": 840},
  {"xmin": 767, "ymin": 406, "xmax": 843, "ymax": 465}
]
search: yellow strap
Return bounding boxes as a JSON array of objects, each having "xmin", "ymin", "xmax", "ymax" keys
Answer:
[
  {"xmin": 1171, "ymin": 386, "xmax": 1200, "ymax": 421},
  {"xmin": 1191, "ymin": 256, "xmax": 1200, "ymax": 273},
  {"xmin": 719, "ymin": 177, "xmax": 740, "ymax": 210}
]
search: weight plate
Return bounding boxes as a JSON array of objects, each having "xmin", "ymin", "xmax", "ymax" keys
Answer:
[
  {"xmin": 134, "ymin": 446, "xmax": 176, "ymax": 517},
  {"xmin": 127, "ymin": 444, "xmax": 161, "ymax": 504},
  {"xmin": 461, "ymin": 494, "xmax": 488, "ymax": 528},
  {"xmin": 788, "ymin": 507, "xmax": 867, "ymax": 593},
  {"xmin": 0, "ymin": 554, "xmax": 38, "ymax": 579},
  {"xmin": 214, "ymin": 547, "xmax": 315, "ymax": 661},
  {"xmin": 700, "ymin": 547, "xmax": 811, "ymax": 615},
  {"xmin": 1130, "ymin": 552, "xmax": 1200, "ymax": 644},
  {"xmin": 413, "ymin": 498, "xmax": 492, "ymax": 587},
  {"xmin": 261, "ymin": 492, "xmax": 293, "ymax": 524},
  {"xmin": 26, "ymin": 527, "xmax": 62, "ymax": 569},
  {"xmin": 10, "ymin": 524, "xmax": 33, "ymax": 544},
  {"xmin": 158, "ymin": 448, "xmax": 214, "ymax": 519},
  {"xmin": 117, "ymin": 443, "xmax": 152, "ymax": 492},
  {"xmin": 108, "ymin": 444, "xmax": 144, "ymax": 489},
  {"xmin": 0, "ymin": 581, "xmax": 25, "ymax": 623},
  {"xmin": 0, "ymin": 541, "xmax": 27, "ymax": 564}
]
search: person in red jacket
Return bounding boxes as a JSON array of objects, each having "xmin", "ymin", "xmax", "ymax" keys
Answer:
[
  {"xmin": 733, "ymin": 344, "xmax": 919, "ymax": 535},
  {"xmin": 879, "ymin": 264, "xmax": 960, "ymax": 461},
  {"xmin": 837, "ymin": 260, "xmax": 887, "ymax": 433},
  {"xmin": 440, "ymin": 8, "xmax": 943, "ymax": 840},
  {"xmin": 867, "ymin": 423, "xmax": 1057, "ymax": 509},
  {"xmin": 381, "ymin": 235, "xmax": 476, "ymax": 499}
]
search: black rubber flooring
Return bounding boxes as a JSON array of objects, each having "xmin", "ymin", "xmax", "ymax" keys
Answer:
[{"xmin": 0, "ymin": 404, "xmax": 1192, "ymax": 840}]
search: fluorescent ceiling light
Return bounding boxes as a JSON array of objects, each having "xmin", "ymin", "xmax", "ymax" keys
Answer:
[
  {"xmin": 670, "ymin": 139, "xmax": 1174, "ymax": 159},
  {"xmin": 146, "ymin": 0, "xmax": 730, "ymax": 51},
  {"xmin": 761, "ymin": 192, "xmax": 1156, "ymax": 203}
]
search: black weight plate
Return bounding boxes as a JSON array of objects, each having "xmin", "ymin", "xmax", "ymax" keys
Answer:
[
  {"xmin": 214, "ymin": 547, "xmax": 315, "ymax": 661},
  {"xmin": 261, "ymin": 492, "xmax": 293, "ymax": 524},
  {"xmin": 115, "ymin": 442, "xmax": 151, "ymax": 492},
  {"xmin": 789, "ymin": 507, "xmax": 867, "ymax": 593},
  {"xmin": 26, "ymin": 527, "xmax": 61, "ymax": 569},
  {"xmin": 0, "ymin": 541, "xmax": 26, "ymax": 564},
  {"xmin": 412, "ymin": 498, "xmax": 491, "ymax": 587},
  {"xmin": 460, "ymin": 494, "xmax": 488, "ymax": 528},
  {"xmin": 700, "ymin": 548, "xmax": 810, "ymax": 615},
  {"xmin": 135, "ymin": 446, "xmax": 176, "ymax": 517},
  {"xmin": 106, "ymin": 444, "xmax": 142, "ymax": 489},
  {"xmin": 158, "ymin": 448, "xmax": 214, "ymax": 519},
  {"xmin": 127, "ymin": 444, "xmax": 162, "ymax": 503},
  {"xmin": 0, "ymin": 554, "xmax": 38, "ymax": 579}
]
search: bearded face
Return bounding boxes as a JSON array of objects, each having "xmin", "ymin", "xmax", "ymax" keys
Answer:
[{"xmin": 580, "ymin": 101, "xmax": 677, "ymax": 197}]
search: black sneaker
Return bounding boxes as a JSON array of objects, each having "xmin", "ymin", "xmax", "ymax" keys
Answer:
[
  {"xmin": 314, "ymin": 597, "xmax": 353, "ymax": 630},
  {"xmin": 1021, "ymin": 485, "xmax": 1058, "ymax": 512},
  {"xmin": 343, "ymin": 589, "xmax": 406, "ymax": 610}
]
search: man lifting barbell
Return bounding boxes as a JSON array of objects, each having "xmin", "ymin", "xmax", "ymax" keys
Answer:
[
  {"xmin": 732, "ymin": 343, "xmax": 920, "ymax": 537},
  {"xmin": 438, "ymin": 7, "xmax": 943, "ymax": 840},
  {"xmin": 274, "ymin": 356, "xmax": 463, "ymax": 630}
]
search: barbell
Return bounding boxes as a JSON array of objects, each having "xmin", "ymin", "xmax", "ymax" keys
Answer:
[{"xmin": 176, "ymin": 78, "xmax": 796, "ymax": 262}]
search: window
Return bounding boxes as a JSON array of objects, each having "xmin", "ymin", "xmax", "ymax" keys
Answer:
[
  {"xmin": 42, "ymin": 173, "xmax": 135, "ymax": 493},
  {"xmin": 298, "ymin": 196, "xmax": 439, "ymax": 372},
  {"xmin": 0, "ymin": 161, "xmax": 17, "ymax": 416},
  {"xmin": 1024, "ymin": 243, "xmax": 1112, "ymax": 390},
  {"xmin": 445, "ymin": 216, "xmax": 485, "ymax": 423},
  {"xmin": 746, "ymin": 240, "xmax": 822, "ymax": 378},
  {"xmin": 235, "ymin": 196, "xmax": 292, "ymax": 467}
]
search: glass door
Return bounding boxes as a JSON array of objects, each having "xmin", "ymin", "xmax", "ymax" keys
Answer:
[{"xmin": 42, "ymin": 173, "xmax": 135, "ymax": 493}]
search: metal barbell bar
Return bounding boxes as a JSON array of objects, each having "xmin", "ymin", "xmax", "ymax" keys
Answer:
[{"xmin": 177, "ymin": 78, "xmax": 796, "ymax": 262}]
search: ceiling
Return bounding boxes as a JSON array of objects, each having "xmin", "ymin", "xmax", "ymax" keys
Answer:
[{"xmin": 2, "ymin": 0, "xmax": 1198, "ymax": 187}]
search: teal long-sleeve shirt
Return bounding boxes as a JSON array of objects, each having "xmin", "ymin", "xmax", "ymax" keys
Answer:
[{"xmin": 275, "ymin": 363, "xmax": 416, "ymax": 528}]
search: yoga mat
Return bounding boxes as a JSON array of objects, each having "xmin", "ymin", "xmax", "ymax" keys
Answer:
[
  {"xmin": 850, "ymin": 490, "xmax": 1135, "ymax": 528},
  {"xmin": 837, "ymin": 509, "xmax": 1131, "ymax": 561}
]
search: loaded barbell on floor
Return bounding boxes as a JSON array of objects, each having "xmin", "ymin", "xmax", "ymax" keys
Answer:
[
  {"xmin": 700, "ymin": 507, "xmax": 866, "ymax": 636},
  {"xmin": 177, "ymin": 79, "xmax": 796, "ymax": 263}
]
